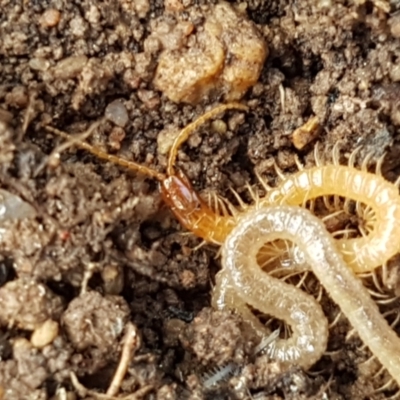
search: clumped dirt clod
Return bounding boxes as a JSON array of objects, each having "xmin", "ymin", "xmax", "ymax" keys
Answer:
[
  {"xmin": 153, "ymin": 1, "xmax": 268, "ymax": 104},
  {"xmin": 1, "ymin": 0, "xmax": 400, "ymax": 399},
  {"xmin": 0, "ymin": 279, "xmax": 63, "ymax": 331},
  {"xmin": 62, "ymin": 291, "xmax": 130, "ymax": 360}
]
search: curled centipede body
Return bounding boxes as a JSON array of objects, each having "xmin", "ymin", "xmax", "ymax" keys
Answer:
[{"xmin": 214, "ymin": 205, "xmax": 400, "ymax": 384}]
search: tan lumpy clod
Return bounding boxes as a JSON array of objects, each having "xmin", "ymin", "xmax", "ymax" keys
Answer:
[{"xmin": 153, "ymin": 2, "xmax": 268, "ymax": 104}]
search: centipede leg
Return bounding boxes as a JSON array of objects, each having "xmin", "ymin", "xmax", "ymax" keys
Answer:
[
  {"xmin": 375, "ymin": 153, "xmax": 386, "ymax": 176},
  {"xmin": 373, "ymin": 378, "xmax": 396, "ymax": 394},
  {"xmin": 361, "ymin": 152, "xmax": 374, "ymax": 172},
  {"xmin": 229, "ymin": 187, "xmax": 247, "ymax": 211},
  {"xmin": 314, "ymin": 142, "xmax": 322, "ymax": 167},
  {"xmin": 294, "ymin": 154, "xmax": 304, "ymax": 171},
  {"xmin": 332, "ymin": 141, "xmax": 341, "ymax": 165},
  {"xmin": 255, "ymin": 169, "xmax": 272, "ymax": 193},
  {"xmin": 348, "ymin": 146, "xmax": 362, "ymax": 168},
  {"xmin": 273, "ymin": 160, "xmax": 286, "ymax": 181}
]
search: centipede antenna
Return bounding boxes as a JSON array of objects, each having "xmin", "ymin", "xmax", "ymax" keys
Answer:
[
  {"xmin": 375, "ymin": 152, "xmax": 386, "ymax": 176},
  {"xmin": 314, "ymin": 142, "xmax": 322, "ymax": 166},
  {"xmin": 348, "ymin": 146, "xmax": 362, "ymax": 168},
  {"xmin": 167, "ymin": 103, "xmax": 248, "ymax": 176},
  {"xmin": 45, "ymin": 125, "xmax": 166, "ymax": 182},
  {"xmin": 332, "ymin": 141, "xmax": 341, "ymax": 165},
  {"xmin": 361, "ymin": 151, "xmax": 374, "ymax": 172},
  {"xmin": 294, "ymin": 154, "xmax": 304, "ymax": 171},
  {"xmin": 47, "ymin": 119, "xmax": 104, "ymax": 165}
]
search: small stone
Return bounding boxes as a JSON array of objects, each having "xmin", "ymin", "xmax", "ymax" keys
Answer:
[
  {"xmin": 291, "ymin": 116, "xmax": 321, "ymax": 150},
  {"xmin": 211, "ymin": 119, "xmax": 227, "ymax": 135},
  {"xmin": 31, "ymin": 319, "xmax": 59, "ymax": 348},
  {"xmin": 389, "ymin": 14, "xmax": 400, "ymax": 38},
  {"xmin": 29, "ymin": 57, "xmax": 50, "ymax": 71},
  {"xmin": 40, "ymin": 9, "xmax": 61, "ymax": 28},
  {"xmin": 157, "ymin": 125, "xmax": 179, "ymax": 155},
  {"xmin": 105, "ymin": 100, "xmax": 129, "ymax": 127},
  {"xmin": 153, "ymin": 2, "xmax": 267, "ymax": 104},
  {"xmin": 0, "ymin": 279, "xmax": 63, "ymax": 331},
  {"xmin": 53, "ymin": 55, "xmax": 88, "ymax": 80}
]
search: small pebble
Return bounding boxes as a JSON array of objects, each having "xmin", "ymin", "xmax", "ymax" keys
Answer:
[
  {"xmin": 0, "ymin": 189, "xmax": 36, "ymax": 223},
  {"xmin": 211, "ymin": 119, "xmax": 227, "ymax": 135},
  {"xmin": 105, "ymin": 100, "xmax": 129, "ymax": 127},
  {"xmin": 291, "ymin": 116, "xmax": 321, "ymax": 150},
  {"xmin": 31, "ymin": 319, "xmax": 59, "ymax": 348},
  {"xmin": 101, "ymin": 264, "xmax": 124, "ymax": 295},
  {"xmin": 108, "ymin": 126, "xmax": 126, "ymax": 150},
  {"xmin": 157, "ymin": 126, "xmax": 179, "ymax": 155},
  {"xmin": 53, "ymin": 55, "xmax": 88, "ymax": 80},
  {"xmin": 40, "ymin": 9, "xmax": 61, "ymax": 28},
  {"xmin": 389, "ymin": 14, "xmax": 400, "ymax": 38},
  {"xmin": 29, "ymin": 57, "xmax": 50, "ymax": 72}
]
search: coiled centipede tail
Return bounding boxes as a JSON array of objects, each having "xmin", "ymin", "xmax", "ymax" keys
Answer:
[{"xmin": 214, "ymin": 205, "xmax": 400, "ymax": 384}]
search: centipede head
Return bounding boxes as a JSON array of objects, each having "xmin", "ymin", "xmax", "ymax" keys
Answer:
[
  {"xmin": 160, "ymin": 171, "xmax": 203, "ymax": 215},
  {"xmin": 160, "ymin": 170, "xmax": 223, "ymax": 242}
]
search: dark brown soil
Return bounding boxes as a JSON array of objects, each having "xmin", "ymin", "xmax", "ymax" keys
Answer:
[{"xmin": 1, "ymin": 0, "xmax": 400, "ymax": 399}]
